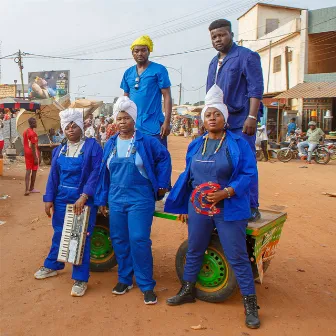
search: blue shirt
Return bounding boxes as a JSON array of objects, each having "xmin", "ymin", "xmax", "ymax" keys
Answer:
[
  {"xmin": 120, "ymin": 62, "xmax": 171, "ymax": 136},
  {"xmin": 206, "ymin": 43, "xmax": 264, "ymax": 130},
  {"xmin": 106, "ymin": 136, "xmax": 149, "ymax": 179},
  {"xmin": 287, "ymin": 122, "xmax": 297, "ymax": 135}
]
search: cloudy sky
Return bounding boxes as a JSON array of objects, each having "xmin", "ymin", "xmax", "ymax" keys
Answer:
[{"xmin": 0, "ymin": 0, "xmax": 335, "ymax": 104}]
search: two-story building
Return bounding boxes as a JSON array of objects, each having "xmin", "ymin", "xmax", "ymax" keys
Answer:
[{"xmin": 238, "ymin": 3, "xmax": 336, "ymax": 141}]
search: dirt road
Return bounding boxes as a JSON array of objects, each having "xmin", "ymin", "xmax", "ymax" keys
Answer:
[{"xmin": 1, "ymin": 136, "xmax": 335, "ymax": 336}]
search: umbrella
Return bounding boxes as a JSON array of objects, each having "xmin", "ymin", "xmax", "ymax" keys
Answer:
[
  {"xmin": 70, "ymin": 99, "xmax": 104, "ymax": 119},
  {"xmin": 16, "ymin": 94, "xmax": 71, "ymax": 138},
  {"xmin": 0, "ymin": 98, "xmax": 40, "ymax": 111}
]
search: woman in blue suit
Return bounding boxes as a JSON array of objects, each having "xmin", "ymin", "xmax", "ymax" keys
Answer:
[
  {"xmin": 34, "ymin": 109, "xmax": 103, "ymax": 297},
  {"xmin": 165, "ymin": 86, "xmax": 260, "ymax": 329},
  {"xmin": 95, "ymin": 96, "xmax": 171, "ymax": 305}
]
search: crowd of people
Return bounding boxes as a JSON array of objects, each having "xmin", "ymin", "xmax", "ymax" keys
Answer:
[{"xmin": 24, "ymin": 18, "xmax": 266, "ymax": 329}]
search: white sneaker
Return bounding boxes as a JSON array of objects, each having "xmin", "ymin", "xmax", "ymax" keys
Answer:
[
  {"xmin": 71, "ymin": 281, "xmax": 88, "ymax": 297},
  {"xmin": 34, "ymin": 266, "xmax": 58, "ymax": 279}
]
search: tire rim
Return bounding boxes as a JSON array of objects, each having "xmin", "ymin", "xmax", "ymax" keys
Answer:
[
  {"xmin": 196, "ymin": 247, "xmax": 229, "ymax": 292},
  {"xmin": 90, "ymin": 225, "xmax": 114, "ymax": 263}
]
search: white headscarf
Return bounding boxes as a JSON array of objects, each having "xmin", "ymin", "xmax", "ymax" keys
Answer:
[
  {"xmin": 201, "ymin": 85, "xmax": 228, "ymax": 122},
  {"xmin": 113, "ymin": 96, "xmax": 137, "ymax": 123},
  {"xmin": 59, "ymin": 108, "xmax": 84, "ymax": 133}
]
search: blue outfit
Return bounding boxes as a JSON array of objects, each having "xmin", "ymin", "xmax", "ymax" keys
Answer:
[
  {"xmin": 165, "ymin": 131, "xmax": 256, "ymax": 295},
  {"xmin": 120, "ymin": 62, "xmax": 171, "ymax": 137},
  {"xmin": 287, "ymin": 122, "xmax": 297, "ymax": 136},
  {"xmin": 43, "ymin": 139, "xmax": 103, "ymax": 282},
  {"xmin": 96, "ymin": 131, "xmax": 172, "ymax": 291},
  {"xmin": 206, "ymin": 43, "xmax": 264, "ymax": 208}
]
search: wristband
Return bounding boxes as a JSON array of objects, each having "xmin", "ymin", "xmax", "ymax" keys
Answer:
[
  {"xmin": 80, "ymin": 193, "xmax": 89, "ymax": 200},
  {"xmin": 248, "ymin": 115, "xmax": 257, "ymax": 120},
  {"xmin": 224, "ymin": 187, "xmax": 231, "ymax": 199}
]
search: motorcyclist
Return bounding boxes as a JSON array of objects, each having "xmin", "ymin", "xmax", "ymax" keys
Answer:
[{"xmin": 298, "ymin": 121, "xmax": 325, "ymax": 164}]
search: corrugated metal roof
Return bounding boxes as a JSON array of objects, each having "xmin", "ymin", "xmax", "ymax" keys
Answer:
[{"xmin": 275, "ymin": 82, "xmax": 336, "ymax": 99}]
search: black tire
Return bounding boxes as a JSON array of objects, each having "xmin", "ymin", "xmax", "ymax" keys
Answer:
[
  {"xmin": 90, "ymin": 214, "xmax": 117, "ymax": 272},
  {"xmin": 175, "ymin": 234, "xmax": 238, "ymax": 303},
  {"xmin": 314, "ymin": 148, "xmax": 330, "ymax": 164},
  {"xmin": 42, "ymin": 152, "xmax": 52, "ymax": 165},
  {"xmin": 277, "ymin": 148, "xmax": 293, "ymax": 162}
]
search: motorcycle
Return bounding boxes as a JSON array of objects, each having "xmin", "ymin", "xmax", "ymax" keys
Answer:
[{"xmin": 326, "ymin": 143, "xmax": 336, "ymax": 160}]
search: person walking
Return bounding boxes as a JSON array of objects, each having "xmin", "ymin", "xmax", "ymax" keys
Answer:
[
  {"xmin": 165, "ymin": 86, "xmax": 260, "ymax": 329},
  {"xmin": 120, "ymin": 35, "xmax": 172, "ymax": 147},
  {"xmin": 95, "ymin": 96, "xmax": 171, "ymax": 305},
  {"xmin": 256, "ymin": 123, "xmax": 269, "ymax": 162},
  {"xmin": 34, "ymin": 109, "xmax": 103, "ymax": 297},
  {"xmin": 23, "ymin": 118, "xmax": 40, "ymax": 196},
  {"xmin": 206, "ymin": 19, "xmax": 264, "ymax": 221}
]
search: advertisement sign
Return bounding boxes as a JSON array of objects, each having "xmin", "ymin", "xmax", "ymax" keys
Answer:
[
  {"xmin": 28, "ymin": 70, "xmax": 70, "ymax": 99},
  {"xmin": 0, "ymin": 84, "xmax": 16, "ymax": 98}
]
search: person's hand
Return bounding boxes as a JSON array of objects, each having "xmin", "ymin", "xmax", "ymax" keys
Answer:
[
  {"xmin": 45, "ymin": 202, "xmax": 54, "ymax": 218},
  {"xmin": 160, "ymin": 120, "xmax": 171, "ymax": 138},
  {"xmin": 34, "ymin": 157, "xmax": 39, "ymax": 166},
  {"xmin": 178, "ymin": 214, "xmax": 188, "ymax": 224},
  {"xmin": 74, "ymin": 196, "xmax": 87, "ymax": 216},
  {"xmin": 243, "ymin": 117, "xmax": 257, "ymax": 136},
  {"xmin": 207, "ymin": 190, "xmax": 227, "ymax": 204},
  {"xmin": 99, "ymin": 206, "xmax": 108, "ymax": 217}
]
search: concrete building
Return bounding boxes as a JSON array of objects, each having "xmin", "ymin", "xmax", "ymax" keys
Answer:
[{"xmin": 237, "ymin": 3, "xmax": 336, "ymax": 141}]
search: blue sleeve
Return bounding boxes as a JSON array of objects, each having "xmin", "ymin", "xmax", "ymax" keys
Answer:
[
  {"xmin": 43, "ymin": 146, "xmax": 61, "ymax": 202},
  {"xmin": 228, "ymin": 139, "xmax": 257, "ymax": 198},
  {"xmin": 243, "ymin": 52, "xmax": 264, "ymax": 100},
  {"xmin": 83, "ymin": 142, "xmax": 103, "ymax": 197},
  {"xmin": 150, "ymin": 138, "xmax": 172, "ymax": 188},
  {"xmin": 120, "ymin": 70, "xmax": 130, "ymax": 93},
  {"xmin": 157, "ymin": 66, "xmax": 171, "ymax": 89}
]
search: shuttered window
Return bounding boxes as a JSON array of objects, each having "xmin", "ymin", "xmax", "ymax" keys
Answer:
[{"xmin": 273, "ymin": 55, "xmax": 281, "ymax": 73}]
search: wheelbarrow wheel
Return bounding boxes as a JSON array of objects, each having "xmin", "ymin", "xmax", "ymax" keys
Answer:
[
  {"xmin": 42, "ymin": 152, "xmax": 52, "ymax": 165},
  {"xmin": 175, "ymin": 234, "xmax": 238, "ymax": 303},
  {"xmin": 90, "ymin": 215, "xmax": 117, "ymax": 272}
]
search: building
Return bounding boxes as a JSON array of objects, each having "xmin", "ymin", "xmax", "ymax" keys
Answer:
[{"xmin": 237, "ymin": 3, "xmax": 336, "ymax": 140}]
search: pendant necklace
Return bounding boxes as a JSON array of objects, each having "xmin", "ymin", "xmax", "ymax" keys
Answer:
[{"xmin": 202, "ymin": 132, "xmax": 226, "ymax": 156}]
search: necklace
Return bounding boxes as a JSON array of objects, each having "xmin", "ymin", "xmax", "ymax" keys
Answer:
[
  {"xmin": 202, "ymin": 132, "xmax": 226, "ymax": 156},
  {"xmin": 67, "ymin": 140, "xmax": 82, "ymax": 157},
  {"xmin": 110, "ymin": 132, "xmax": 135, "ymax": 159}
]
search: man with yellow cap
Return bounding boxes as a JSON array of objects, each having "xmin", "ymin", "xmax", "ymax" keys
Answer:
[{"xmin": 121, "ymin": 35, "xmax": 172, "ymax": 147}]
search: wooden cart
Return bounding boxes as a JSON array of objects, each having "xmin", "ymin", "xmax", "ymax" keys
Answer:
[{"xmin": 38, "ymin": 143, "xmax": 60, "ymax": 165}]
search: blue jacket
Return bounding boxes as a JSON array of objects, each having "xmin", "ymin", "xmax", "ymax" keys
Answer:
[
  {"xmin": 95, "ymin": 131, "xmax": 172, "ymax": 206},
  {"xmin": 206, "ymin": 43, "xmax": 264, "ymax": 130},
  {"xmin": 164, "ymin": 131, "xmax": 257, "ymax": 221},
  {"xmin": 43, "ymin": 138, "xmax": 103, "ymax": 202}
]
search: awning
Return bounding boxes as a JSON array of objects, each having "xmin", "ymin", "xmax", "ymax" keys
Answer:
[{"xmin": 275, "ymin": 82, "xmax": 336, "ymax": 99}]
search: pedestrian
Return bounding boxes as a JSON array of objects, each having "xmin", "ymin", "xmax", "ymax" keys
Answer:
[
  {"xmin": 120, "ymin": 35, "xmax": 172, "ymax": 147},
  {"xmin": 287, "ymin": 118, "xmax": 297, "ymax": 136},
  {"xmin": 84, "ymin": 119, "xmax": 95, "ymax": 138},
  {"xmin": 256, "ymin": 123, "xmax": 269, "ymax": 161},
  {"xmin": 34, "ymin": 108, "xmax": 103, "ymax": 297},
  {"xmin": 99, "ymin": 126, "xmax": 107, "ymax": 148},
  {"xmin": 0, "ymin": 114, "xmax": 4, "ymax": 159},
  {"xmin": 95, "ymin": 96, "xmax": 171, "ymax": 305},
  {"xmin": 23, "ymin": 118, "xmax": 40, "ymax": 196},
  {"xmin": 106, "ymin": 118, "xmax": 117, "ymax": 140},
  {"xmin": 164, "ymin": 85, "xmax": 260, "ymax": 329},
  {"xmin": 206, "ymin": 19, "xmax": 264, "ymax": 221},
  {"xmin": 298, "ymin": 121, "xmax": 325, "ymax": 164}
]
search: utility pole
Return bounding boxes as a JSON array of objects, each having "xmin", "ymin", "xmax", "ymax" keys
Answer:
[
  {"xmin": 284, "ymin": 46, "xmax": 290, "ymax": 91},
  {"xmin": 14, "ymin": 50, "xmax": 25, "ymax": 97},
  {"xmin": 266, "ymin": 40, "xmax": 272, "ymax": 94},
  {"xmin": 178, "ymin": 83, "xmax": 182, "ymax": 105}
]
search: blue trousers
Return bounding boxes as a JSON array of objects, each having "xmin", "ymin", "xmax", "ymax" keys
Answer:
[
  {"xmin": 230, "ymin": 128, "xmax": 259, "ymax": 208},
  {"xmin": 152, "ymin": 134, "xmax": 168, "ymax": 148},
  {"xmin": 183, "ymin": 202, "xmax": 256, "ymax": 295},
  {"xmin": 44, "ymin": 200, "xmax": 96, "ymax": 282},
  {"xmin": 109, "ymin": 201, "xmax": 156, "ymax": 292}
]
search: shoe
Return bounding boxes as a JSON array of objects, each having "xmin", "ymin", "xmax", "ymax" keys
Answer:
[
  {"xmin": 112, "ymin": 282, "xmax": 133, "ymax": 295},
  {"xmin": 34, "ymin": 266, "xmax": 57, "ymax": 279},
  {"xmin": 71, "ymin": 281, "xmax": 88, "ymax": 297},
  {"xmin": 166, "ymin": 281, "xmax": 196, "ymax": 306},
  {"xmin": 243, "ymin": 295, "xmax": 260, "ymax": 329},
  {"xmin": 249, "ymin": 208, "xmax": 261, "ymax": 222},
  {"xmin": 143, "ymin": 290, "xmax": 158, "ymax": 305},
  {"xmin": 306, "ymin": 161, "xmax": 312, "ymax": 164}
]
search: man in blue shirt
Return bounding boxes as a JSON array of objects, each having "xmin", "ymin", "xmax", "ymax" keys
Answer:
[
  {"xmin": 287, "ymin": 118, "xmax": 297, "ymax": 136},
  {"xmin": 120, "ymin": 35, "xmax": 172, "ymax": 147},
  {"xmin": 206, "ymin": 19, "xmax": 264, "ymax": 221}
]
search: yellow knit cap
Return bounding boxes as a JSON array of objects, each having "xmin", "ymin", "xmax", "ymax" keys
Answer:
[{"xmin": 131, "ymin": 35, "xmax": 154, "ymax": 52}]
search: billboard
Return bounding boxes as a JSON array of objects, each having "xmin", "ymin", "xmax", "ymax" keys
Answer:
[
  {"xmin": 28, "ymin": 70, "xmax": 70, "ymax": 99},
  {"xmin": 0, "ymin": 84, "xmax": 16, "ymax": 98}
]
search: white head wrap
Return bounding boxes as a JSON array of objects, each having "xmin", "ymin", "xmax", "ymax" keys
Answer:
[
  {"xmin": 201, "ymin": 85, "xmax": 228, "ymax": 122},
  {"xmin": 113, "ymin": 96, "xmax": 137, "ymax": 123},
  {"xmin": 59, "ymin": 108, "xmax": 84, "ymax": 133}
]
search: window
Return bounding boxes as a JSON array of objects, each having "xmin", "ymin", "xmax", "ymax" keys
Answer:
[
  {"xmin": 287, "ymin": 50, "xmax": 293, "ymax": 62},
  {"xmin": 273, "ymin": 55, "xmax": 281, "ymax": 73},
  {"xmin": 265, "ymin": 19, "xmax": 279, "ymax": 34}
]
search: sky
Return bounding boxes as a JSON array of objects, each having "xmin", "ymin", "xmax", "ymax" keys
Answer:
[{"xmin": 0, "ymin": 0, "xmax": 335, "ymax": 105}]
